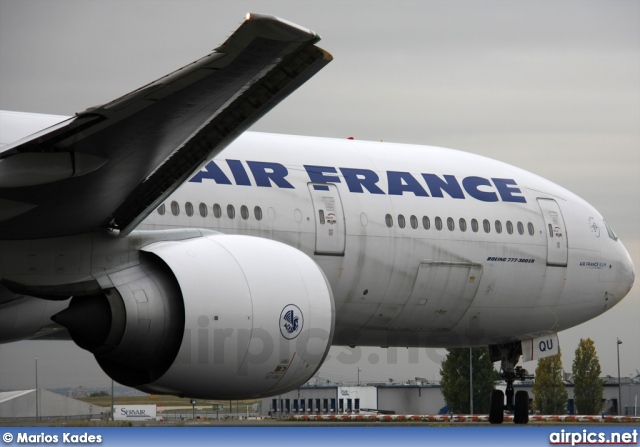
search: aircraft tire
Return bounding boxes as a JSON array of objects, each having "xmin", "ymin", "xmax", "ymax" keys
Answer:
[
  {"xmin": 489, "ymin": 389, "xmax": 504, "ymax": 424},
  {"xmin": 514, "ymin": 390, "xmax": 529, "ymax": 424}
]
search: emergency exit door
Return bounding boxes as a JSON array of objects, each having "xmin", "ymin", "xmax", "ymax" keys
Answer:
[
  {"xmin": 308, "ymin": 183, "xmax": 345, "ymax": 255},
  {"xmin": 537, "ymin": 198, "xmax": 568, "ymax": 267}
]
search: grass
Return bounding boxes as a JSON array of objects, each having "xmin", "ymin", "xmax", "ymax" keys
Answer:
[{"xmin": 77, "ymin": 395, "xmax": 259, "ymax": 411}]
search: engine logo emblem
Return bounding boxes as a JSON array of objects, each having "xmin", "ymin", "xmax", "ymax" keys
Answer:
[
  {"xmin": 280, "ymin": 304, "xmax": 303, "ymax": 340},
  {"xmin": 588, "ymin": 216, "xmax": 600, "ymax": 237}
]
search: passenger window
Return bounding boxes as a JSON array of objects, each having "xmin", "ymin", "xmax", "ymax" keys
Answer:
[
  {"xmin": 517, "ymin": 221, "xmax": 524, "ymax": 235},
  {"xmin": 241, "ymin": 205, "xmax": 249, "ymax": 220},
  {"xmin": 410, "ymin": 215, "xmax": 418, "ymax": 229},
  {"xmin": 398, "ymin": 214, "xmax": 406, "ymax": 229},
  {"xmin": 422, "ymin": 216, "xmax": 430, "ymax": 230},
  {"xmin": 320, "ymin": 210, "xmax": 325, "ymax": 224},
  {"xmin": 435, "ymin": 216, "xmax": 443, "ymax": 231},
  {"xmin": 254, "ymin": 206, "xmax": 263, "ymax": 221},
  {"xmin": 483, "ymin": 219, "xmax": 491, "ymax": 233},
  {"xmin": 528, "ymin": 222, "xmax": 535, "ymax": 236},
  {"xmin": 227, "ymin": 204, "xmax": 235, "ymax": 219},
  {"xmin": 157, "ymin": 204, "xmax": 165, "ymax": 215},
  {"xmin": 171, "ymin": 201, "xmax": 180, "ymax": 216},
  {"xmin": 213, "ymin": 203, "xmax": 222, "ymax": 218},
  {"xmin": 459, "ymin": 218, "xmax": 467, "ymax": 232},
  {"xmin": 447, "ymin": 217, "xmax": 455, "ymax": 231},
  {"xmin": 185, "ymin": 202, "xmax": 194, "ymax": 217},
  {"xmin": 471, "ymin": 219, "xmax": 479, "ymax": 233},
  {"xmin": 495, "ymin": 220, "xmax": 502, "ymax": 234},
  {"xmin": 506, "ymin": 221, "xmax": 513, "ymax": 234},
  {"xmin": 199, "ymin": 203, "xmax": 208, "ymax": 217},
  {"xmin": 385, "ymin": 214, "xmax": 393, "ymax": 228}
]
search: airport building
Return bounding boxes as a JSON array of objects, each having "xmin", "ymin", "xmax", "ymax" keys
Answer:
[
  {"xmin": 261, "ymin": 378, "xmax": 640, "ymax": 417},
  {"xmin": 262, "ymin": 382, "xmax": 447, "ymax": 417},
  {"xmin": 0, "ymin": 389, "xmax": 105, "ymax": 421},
  {"xmin": 577, "ymin": 377, "xmax": 640, "ymax": 416}
]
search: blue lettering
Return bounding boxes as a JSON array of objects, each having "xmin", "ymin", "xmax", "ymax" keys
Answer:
[
  {"xmin": 387, "ymin": 171, "xmax": 428, "ymax": 196},
  {"xmin": 227, "ymin": 160, "xmax": 251, "ymax": 186},
  {"xmin": 190, "ymin": 159, "xmax": 527, "ymax": 204},
  {"xmin": 539, "ymin": 339, "xmax": 553, "ymax": 352},
  {"xmin": 422, "ymin": 174, "xmax": 465, "ymax": 199},
  {"xmin": 247, "ymin": 161, "xmax": 294, "ymax": 188},
  {"xmin": 462, "ymin": 176, "xmax": 498, "ymax": 202},
  {"xmin": 304, "ymin": 165, "xmax": 341, "ymax": 191},
  {"xmin": 339, "ymin": 168, "xmax": 385, "ymax": 194},
  {"xmin": 189, "ymin": 161, "xmax": 232, "ymax": 184},
  {"xmin": 492, "ymin": 178, "xmax": 526, "ymax": 203}
]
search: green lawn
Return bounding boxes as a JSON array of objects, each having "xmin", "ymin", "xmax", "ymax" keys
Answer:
[{"xmin": 77, "ymin": 395, "xmax": 259, "ymax": 410}]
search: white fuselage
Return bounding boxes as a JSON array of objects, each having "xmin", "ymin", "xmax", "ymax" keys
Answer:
[
  {"xmin": 133, "ymin": 131, "xmax": 634, "ymax": 348},
  {"xmin": 0, "ymin": 112, "xmax": 634, "ymax": 349}
]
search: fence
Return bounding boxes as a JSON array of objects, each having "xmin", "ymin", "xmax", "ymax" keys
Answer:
[
  {"xmin": 0, "ymin": 414, "xmax": 106, "ymax": 423},
  {"xmin": 624, "ymin": 406, "xmax": 640, "ymax": 416},
  {"xmin": 158, "ymin": 411, "xmax": 261, "ymax": 421}
]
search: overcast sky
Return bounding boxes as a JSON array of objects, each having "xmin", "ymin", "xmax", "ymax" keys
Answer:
[{"xmin": 0, "ymin": 0, "xmax": 638, "ymax": 391}]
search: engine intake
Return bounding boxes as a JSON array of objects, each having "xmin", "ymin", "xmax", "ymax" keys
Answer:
[{"xmin": 53, "ymin": 251, "xmax": 185, "ymax": 386}]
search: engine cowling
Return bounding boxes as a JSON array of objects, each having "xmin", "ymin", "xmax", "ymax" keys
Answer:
[{"xmin": 54, "ymin": 234, "xmax": 335, "ymax": 399}]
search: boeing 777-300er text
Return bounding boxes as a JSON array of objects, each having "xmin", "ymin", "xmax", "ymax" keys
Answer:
[{"xmin": 0, "ymin": 14, "xmax": 634, "ymax": 424}]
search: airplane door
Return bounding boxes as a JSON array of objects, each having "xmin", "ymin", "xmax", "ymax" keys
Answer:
[
  {"xmin": 308, "ymin": 183, "xmax": 345, "ymax": 255},
  {"xmin": 537, "ymin": 198, "xmax": 568, "ymax": 267},
  {"xmin": 391, "ymin": 261, "xmax": 483, "ymax": 332}
]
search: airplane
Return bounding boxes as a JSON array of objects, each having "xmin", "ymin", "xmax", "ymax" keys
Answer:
[{"xmin": 0, "ymin": 14, "xmax": 634, "ymax": 424}]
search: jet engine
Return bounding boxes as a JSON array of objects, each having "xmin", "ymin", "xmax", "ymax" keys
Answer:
[{"xmin": 53, "ymin": 234, "xmax": 335, "ymax": 399}]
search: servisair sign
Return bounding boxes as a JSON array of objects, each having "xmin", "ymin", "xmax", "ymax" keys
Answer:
[{"xmin": 114, "ymin": 405, "xmax": 157, "ymax": 421}]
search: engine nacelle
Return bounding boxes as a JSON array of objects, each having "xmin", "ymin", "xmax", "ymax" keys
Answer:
[{"xmin": 54, "ymin": 234, "xmax": 335, "ymax": 399}]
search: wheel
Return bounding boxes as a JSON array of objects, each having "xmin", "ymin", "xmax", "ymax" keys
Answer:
[
  {"xmin": 514, "ymin": 390, "xmax": 529, "ymax": 424},
  {"xmin": 489, "ymin": 389, "xmax": 504, "ymax": 424}
]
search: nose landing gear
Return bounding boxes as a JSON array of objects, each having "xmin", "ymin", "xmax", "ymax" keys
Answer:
[{"xmin": 489, "ymin": 343, "xmax": 534, "ymax": 424}]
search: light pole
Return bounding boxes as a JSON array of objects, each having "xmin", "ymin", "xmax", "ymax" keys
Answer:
[
  {"xmin": 357, "ymin": 367, "xmax": 361, "ymax": 386},
  {"xmin": 35, "ymin": 358, "xmax": 39, "ymax": 421},
  {"xmin": 111, "ymin": 379, "xmax": 114, "ymax": 421},
  {"xmin": 617, "ymin": 338, "xmax": 622, "ymax": 415},
  {"xmin": 470, "ymin": 347, "xmax": 473, "ymax": 415}
]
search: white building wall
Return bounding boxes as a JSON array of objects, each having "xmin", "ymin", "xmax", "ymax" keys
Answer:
[
  {"xmin": 377, "ymin": 386, "xmax": 445, "ymax": 415},
  {"xmin": 336, "ymin": 386, "xmax": 376, "ymax": 413},
  {"xmin": 0, "ymin": 389, "xmax": 105, "ymax": 419}
]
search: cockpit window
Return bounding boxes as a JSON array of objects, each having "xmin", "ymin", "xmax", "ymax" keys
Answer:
[{"xmin": 604, "ymin": 220, "xmax": 618, "ymax": 241}]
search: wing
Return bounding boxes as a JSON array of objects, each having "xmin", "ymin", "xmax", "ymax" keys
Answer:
[{"xmin": 0, "ymin": 13, "xmax": 331, "ymax": 239}]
